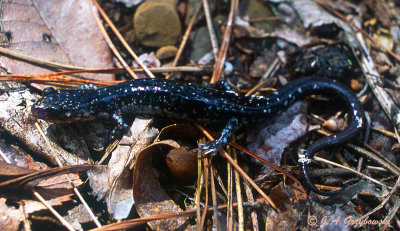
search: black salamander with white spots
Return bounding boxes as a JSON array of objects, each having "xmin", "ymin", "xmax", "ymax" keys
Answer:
[{"xmin": 31, "ymin": 76, "xmax": 364, "ymax": 195}]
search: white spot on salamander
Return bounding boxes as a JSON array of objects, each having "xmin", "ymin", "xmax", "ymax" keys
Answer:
[{"xmin": 356, "ymin": 116, "xmax": 363, "ymax": 128}]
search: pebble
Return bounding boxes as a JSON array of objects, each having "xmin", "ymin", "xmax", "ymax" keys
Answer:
[
  {"xmin": 156, "ymin": 45, "xmax": 178, "ymax": 59},
  {"xmin": 134, "ymin": 0, "xmax": 181, "ymax": 47}
]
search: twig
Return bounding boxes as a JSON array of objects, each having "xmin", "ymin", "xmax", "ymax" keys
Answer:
[
  {"xmin": 0, "ymin": 47, "xmax": 87, "ymax": 71},
  {"xmin": 0, "ymin": 149, "xmax": 11, "ymax": 164},
  {"xmin": 33, "ymin": 190, "xmax": 75, "ymax": 231},
  {"xmin": 86, "ymin": 0, "xmax": 138, "ymax": 79},
  {"xmin": 172, "ymin": 4, "xmax": 201, "ymax": 69},
  {"xmin": 195, "ymin": 158, "xmax": 204, "ymax": 231},
  {"xmin": 234, "ymin": 151, "xmax": 244, "ymax": 231},
  {"xmin": 230, "ymin": 143, "xmax": 306, "ymax": 194},
  {"xmin": 35, "ymin": 123, "xmax": 102, "ymax": 227},
  {"xmin": 383, "ymin": 196, "xmax": 400, "ymax": 230},
  {"xmin": 90, "ymin": 202, "xmax": 250, "ymax": 231},
  {"xmin": 91, "ymin": 0, "xmax": 155, "ymax": 78},
  {"xmin": 210, "ymin": 0, "xmax": 238, "ymax": 83},
  {"xmin": 347, "ymin": 143, "xmax": 400, "ymax": 176},
  {"xmin": 245, "ymin": 57, "xmax": 280, "ymax": 96},
  {"xmin": 165, "ymin": 3, "xmax": 201, "ymax": 79},
  {"xmin": 313, "ymin": 156, "xmax": 388, "ymax": 188},
  {"xmin": 357, "ymin": 176, "xmax": 400, "ymax": 222},
  {"xmin": 199, "ymin": 158, "xmax": 209, "ymax": 230},
  {"xmin": 0, "ymin": 65, "xmax": 211, "ymax": 87},
  {"xmin": 194, "ymin": 124, "xmax": 278, "ymax": 210},
  {"xmin": 202, "ymin": 0, "xmax": 219, "ymax": 60},
  {"xmin": 209, "ymin": 161, "xmax": 219, "ymax": 231},
  {"xmin": 243, "ymin": 181, "xmax": 259, "ymax": 231}
]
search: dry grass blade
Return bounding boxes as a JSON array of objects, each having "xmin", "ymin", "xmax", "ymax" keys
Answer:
[
  {"xmin": 0, "ymin": 47, "xmax": 88, "ymax": 71},
  {"xmin": 234, "ymin": 151, "xmax": 244, "ymax": 231},
  {"xmin": 209, "ymin": 160, "xmax": 219, "ymax": 231},
  {"xmin": 33, "ymin": 190, "xmax": 75, "ymax": 231},
  {"xmin": 383, "ymin": 196, "xmax": 400, "ymax": 230},
  {"xmin": 244, "ymin": 181, "xmax": 259, "ymax": 231},
  {"xmin": 371, "ymin": 127, "xmax": 397, "ymax": 139},
  {"xmin": 230, "ymin": 143, "xmax": 306, "ymax": 194},
  {"xmin": 202, "ymin": 0, "xmax": 219, "ymax": 60},
  {"xmin": 210, "ymin": 0, "xmax": 238, "ymax": 83},
  {"xmin": 195, "ymin": 163, "xmax": 204, "ymax": 231},
  {"xmin": 0, "ymin": 162, "xmax": 99, "ymax": 199},
  {"xmin": 199, "ymin": 158, "xmax": 210, "ymax": 230},
  {"xmin": 313, "ymin": 157, "xmax": 387, "ymax": 188},
  {"xmin": 357, "ymin": 176, "xmax": 400, "ymax": 222},
  {"xmin": 227, "ymin": 155, "xmax": 233, "ymax": 229},
  {"xmin": 194, "ymin": 124, "xmax": 278, "ymax": 210},
  {"xmin": 166, "ymin": 3, "xmax": 201, "ymax": 79},
  {"xmin": 92, "ymin": 0, "xmax": 155, "ymax": 78},
  {"xmin": 90, "ymin": 202, "xmax": 243, "ymax": 231},
  {"xmin": 86, "ymin": 0, "xmax": 138, "ymax": 79}
]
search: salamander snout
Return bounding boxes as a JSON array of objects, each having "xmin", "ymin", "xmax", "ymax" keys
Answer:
[
  {"xmin": 31, "ymin": 104, "xmax": 49, "ymax": 119},
  {"xmin": 31, "ymin": 102, "xmax": 64, "ymax": 122}
]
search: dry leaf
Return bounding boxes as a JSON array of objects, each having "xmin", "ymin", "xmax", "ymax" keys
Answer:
[
  {"xmin": 0, "ymin": 198, "xmax": 25, "ymax": 231},
  {"xmin": 132, "ymin": 141, "xmax": 190, "ymax": 230},
  {"xmin": 106, "ymin": 118, "xmax": 158, "ymax": 219},
  {"xmin": 0, "ymin": 0, "xmax": 113, "ymax": 80},
  {"xmin": 0, "ymin": 82, "xmax": 89, "ymax": 166},
  {"xmin": 0, "ymin": 162, "xmax": 99, "ymax": 200},
  {"xmin": 247, "ymin": 101, "xmax": 308, "ymax": 180}
]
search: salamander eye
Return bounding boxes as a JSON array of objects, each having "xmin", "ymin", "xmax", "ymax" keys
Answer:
[{"xmin": 43, "ymin": 87, "xmax": 55, "ymax": 96}]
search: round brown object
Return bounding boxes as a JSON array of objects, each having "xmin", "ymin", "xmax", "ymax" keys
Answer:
[
  {"xmin": 165, "ymin": 148, "xmax": 197, "ymax": 182},
  {"xmin": 134, "ymin": 0, "xmax": 181, "ymax": 47},
  {"xmin": 156, "ymin": 45, "xmax": 178, "ymax": 59}
]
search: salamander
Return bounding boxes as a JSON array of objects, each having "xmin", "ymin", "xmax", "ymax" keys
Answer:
[{"xmin": 31, "ymin": 76, "xmax": 364, "ymax": 195}]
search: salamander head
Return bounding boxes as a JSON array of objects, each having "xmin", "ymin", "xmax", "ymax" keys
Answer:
[{"xmin": 31, "ymin": 87, "xmax": 95, "ymax": 123}]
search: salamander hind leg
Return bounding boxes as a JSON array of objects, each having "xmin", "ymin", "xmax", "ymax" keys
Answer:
[{"xmin": 195, "ymin": 117, "xmax": 239, "ymax": 155}]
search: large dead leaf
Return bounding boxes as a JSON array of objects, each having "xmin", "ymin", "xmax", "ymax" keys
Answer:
[
  {"xmin": 0, "ymin": 161, "xmax": 99, "ymax": 200},
  {"xmin": 107, "ymin": 118, "xmax": 158, "ymax": 219},
  {"xmin": 0, "ymin": 0, "xmax": 113, "ymax": 80},
  {"xmin": 132, "ymin": 139, "xmax": 195, "ymax": 230}
]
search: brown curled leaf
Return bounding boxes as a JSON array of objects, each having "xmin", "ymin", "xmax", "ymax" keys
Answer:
[
  {"xmin": 132, "ymin": 140, "xmax": 191, "ymax": 230},
  {"xmin": 156, "ymin": 123, "xmax": 201, "ymax": 143}
]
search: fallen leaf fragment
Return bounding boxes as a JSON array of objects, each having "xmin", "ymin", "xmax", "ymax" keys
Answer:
[
  {"xmin": 133, "ymin": 140, "xmax": 190, "ymax": 230},
  {"xmin": 0, "ymin": 0, "xmax": 114, "ymax": 80},
  {"xmin": 0, "ymin": 198, "xmax": 25, "ymax": 231},
  {"xmin": 0, "ymin": 82, "xmax": 89, "ymax": 166},
  {"xmin": 107, "ymin": 118, "xmax": 158, "ymax": 220},
  {"xmin": 0, "ymin": 162, "xmax": 99, "ymax": 200},
  {"xmin": 247, "ymin": 101, "xmax": 308, "ymax": 180}
]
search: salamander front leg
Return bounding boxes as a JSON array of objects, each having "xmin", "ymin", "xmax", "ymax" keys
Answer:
[
  {"xmin": 195, "ymin": 117, "xmax": 239, "ymax": 155},
  {"xmin": 210, "ymin": 80, "xmax": 232, "ymax": 91},
  {"xmin": 109, "ymin": 113, "xmax": 129, "ymax": 142}
]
